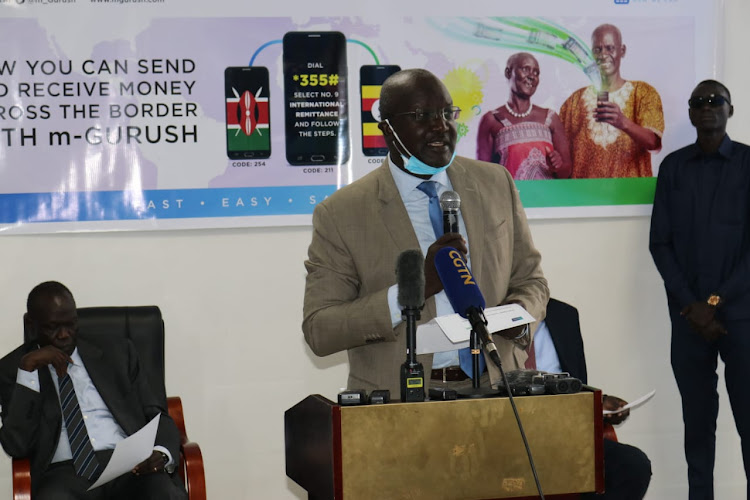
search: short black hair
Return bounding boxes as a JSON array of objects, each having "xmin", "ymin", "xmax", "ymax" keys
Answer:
[
  {"xmin": 695, "ymin": 79, "xmax": 731, "ymax": 104},
  {"xmin": 27, "ymin": 281, "xmax": 74, "ymax": 317}
]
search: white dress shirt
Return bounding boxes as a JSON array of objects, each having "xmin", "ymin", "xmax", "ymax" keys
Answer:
[{"xmin": 16, "ymin": 347, "xmax": 173, "ymax": 465}]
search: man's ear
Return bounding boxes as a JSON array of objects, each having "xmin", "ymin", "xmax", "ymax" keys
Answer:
[
  {"xmin": 504, "ymin": 66, "xmax": 512, "ymax": 80},
  {"xmin": 621, "ymin": 44, "xmax": 627, "ymax": 59},
  {"xmin": 378, "ymin": 120, "xmax": 392, "ymax": 137},
  {"xmin": 729, "ymin": 104, "xmax": 735, "ymax": 118}
]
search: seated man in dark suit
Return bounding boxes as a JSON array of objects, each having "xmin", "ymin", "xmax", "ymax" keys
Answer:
[
  {"xmin": 534, "ymin": 298, "xmax": 652, "ymax": 500},
  {"xmin": 0, "ymin": 281, "xmax": 187, "ymax": 499}
]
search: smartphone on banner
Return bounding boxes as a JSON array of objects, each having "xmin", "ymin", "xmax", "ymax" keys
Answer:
[
  {"xmin": 224, "ymin": 66, "xmax": 271, "ymax": 159},
  {"xmin": 283, "ymin": 31, "xmax": 349, "ymax": 166},
  {"xmin": 360, "ymin": 65, "xmax": 400, "ymax": 156}
]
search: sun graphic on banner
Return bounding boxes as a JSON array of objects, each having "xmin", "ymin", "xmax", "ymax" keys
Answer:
[{"xmin": 442, "ymin": 67, "xmax": 484, "ymax": 140}]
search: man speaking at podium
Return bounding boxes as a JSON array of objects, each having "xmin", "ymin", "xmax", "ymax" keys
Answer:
[{"xmin": 303, "ymin": 68, "xmax": 549, "ymax": 398}]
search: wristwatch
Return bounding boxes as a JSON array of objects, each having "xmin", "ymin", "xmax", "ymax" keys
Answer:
[
  {"xmin": 157, "ymin": 451, "xmax": 177, "ymax": 474},
  {"xmin": 511, "ymin": 324, "xmax": 530, "ymax": 347},
  {"xmin": 512, "ymin": 324, "xmax": 530, "ymax": 340},
  {"xmin": 707, "ymin": 294, "xmax": 722, "ymax": 307}
]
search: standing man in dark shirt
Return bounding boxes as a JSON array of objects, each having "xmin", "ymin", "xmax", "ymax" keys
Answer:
[{"xmin": 650, "ymin": 80, "xmax": 750, "ymax": 500}]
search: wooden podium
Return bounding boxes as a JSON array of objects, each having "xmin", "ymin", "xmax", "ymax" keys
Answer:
[{"xmin": 285, "ymin": 391, "xmax": 604, "ymax": 499}]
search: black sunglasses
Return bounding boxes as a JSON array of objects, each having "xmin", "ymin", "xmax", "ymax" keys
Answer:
[{"xmin": 688, "ymin": 94, "xmax": 730, "ymax": 109}]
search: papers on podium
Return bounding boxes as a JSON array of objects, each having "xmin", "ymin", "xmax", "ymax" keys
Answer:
[
  {"xmin": 416, "ymin": 303, "xmax": 536, "ymax": 354},
  {"xmin": 88, "ymin": 414, "xmax": 161, "ymax": 490}
]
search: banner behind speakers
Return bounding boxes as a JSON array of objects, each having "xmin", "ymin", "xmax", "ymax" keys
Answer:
[{"xmin": 0, "ymin": 0, "xmax": 721, "ymax": 233}]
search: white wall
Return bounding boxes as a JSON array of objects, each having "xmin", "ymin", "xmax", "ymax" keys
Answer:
[{"xmin": 0, "ymin": 1, "xmax": 748, "ymax": 498}]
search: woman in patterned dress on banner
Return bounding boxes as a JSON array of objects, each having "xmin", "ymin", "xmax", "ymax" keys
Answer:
[{"xmin": 476, "ymin": 52, "xmax": 572, "ymax": 180}]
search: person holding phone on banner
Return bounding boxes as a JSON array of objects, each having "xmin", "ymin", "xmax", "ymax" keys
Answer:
[
  {"xmin": 302, "ymin": 68, "xmax": 548, "ymax": 398},
  {"xmin": 650, "ymin": 80, "xmax": 750, "ymax": 500},
  {"xmin": 560, "ymin": 23, "xmax": 664, "ymax": 178},
  {"xmin": 476, "ymin": 52, "xmax": 572, "ymax": 179}
]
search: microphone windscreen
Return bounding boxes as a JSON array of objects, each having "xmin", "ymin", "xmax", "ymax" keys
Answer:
[
  {"xmin": 396, "ymin": 249, "xmax": 425, "ymax": 309},
  {"xmin": 439, "ymin": 190, "xmax": 461, "ymax": 211},
  {"xmin": 434, "ymin": 247, "xmax": 485, "ymax": 318}
]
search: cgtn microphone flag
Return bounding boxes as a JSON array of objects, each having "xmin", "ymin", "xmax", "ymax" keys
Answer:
[{"xmin": 433, "ymin": 246, "xmax": 485, "ymax": 318}]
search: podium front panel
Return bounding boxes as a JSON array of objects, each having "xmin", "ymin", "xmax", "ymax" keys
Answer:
[{"xmin": 338, "ymin": 392, "xmax": 598, "ymax": 499}]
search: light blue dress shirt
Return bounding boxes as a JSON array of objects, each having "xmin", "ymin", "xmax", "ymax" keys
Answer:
[
  {"xmin": 16, "ymin": 347, "xmax": 173, "ymax": 465},
  {"xmin": 532, "ymin": 320, "xmax": 563, "ymax": 373},
  {"xmin": 385, "ymin": 159, "xmax": 470, "ymax": 368}
]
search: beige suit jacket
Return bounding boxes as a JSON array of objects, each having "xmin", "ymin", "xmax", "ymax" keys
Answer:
[{"xmin": 303, "ymin": 156, "xmax": 549, "ymax": 397}]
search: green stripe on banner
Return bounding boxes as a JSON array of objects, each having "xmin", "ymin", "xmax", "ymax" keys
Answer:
[
  {"xmin": 227, "ymin": 129, "xmax": 270, "ymax": 149},
  {"xmin": 515, "ymin": 178, "xmax": 657, "ymax": 207}
]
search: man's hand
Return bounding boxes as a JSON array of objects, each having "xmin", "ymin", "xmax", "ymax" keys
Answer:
[
  {"xmin": 694, "ymin": 319, "xmax": 727, "ymax": 343},
  {"xmin": 681, "ymin": 301, "xmax": 716, "ymax": 329},
  {"xmin": 19, "ymin": 346, "xmax": 73, "ymax": 378},
  {"xmin": 496, "ymin": 324, "xmax": 525, "ymax": 341},
  {"xmin": 493, "ymin": 300, "xmax": 530, "ymax": 347},
  {"xmin": 132, "ymin": 450, "xmax": 166, "ymax": 476},
  {"xmin": 595, "ymin": 100, "xmax": 661, "ymax": 151},
  {"xmin": 594, "ymin": 101, "xmax": 628, "ymax": 130},
  {"xmin": 602, "ymin": 394, "xmax": 630, "ymax": 426},
  {"xmin": 681, "ymin": 302, "xmax": 727, "ymax": 342},
  {"xmin": 423, "ymin": 233, "xmax": 468, "ymax": 299}
]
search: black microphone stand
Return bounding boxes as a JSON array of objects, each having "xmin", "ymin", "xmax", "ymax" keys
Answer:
[
  {"xmin": 457, "ymin": 308, "xmax": 500, "ymax": 399},
  {"xmin": 471, "ymin": 329, "xmax": 481, "ymax": 389},
  {"xmin": 400, "ymin": 305, "xmax": 425, "ymax": 402}
]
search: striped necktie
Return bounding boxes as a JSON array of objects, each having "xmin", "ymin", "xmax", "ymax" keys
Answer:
[{"xmin": 58, "ymin": 373, "xmax": 101, "ymax": 480}]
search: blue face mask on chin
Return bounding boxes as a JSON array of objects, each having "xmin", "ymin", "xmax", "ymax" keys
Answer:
[{"xmin": 385, "ymin": 119, "xmax": 456, "ymax": 176}]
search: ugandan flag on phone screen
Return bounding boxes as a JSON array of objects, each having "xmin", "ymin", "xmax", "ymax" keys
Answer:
[
  {"xmin": 226, "ymin": 86, "xmax": 270, "ymax": 151},
  {"xmin": 361, "ymin": 84, "xmax": 386, "ymax": 148}
]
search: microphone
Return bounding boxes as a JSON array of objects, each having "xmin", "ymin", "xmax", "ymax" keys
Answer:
[
  {"xmin": 440, "ymin": 190, "xmax": 460, "ymax": 234},
  {"xmin": 396, "ymin": 249, "xmax": 425, "ymax": 311},
  {"xmin": 433, "ymin": 246, "xmax": 502, "ymax": 369},
  {"xmin": 395, "ymin": 249, "xmax": 425, "ymax": 402}
]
